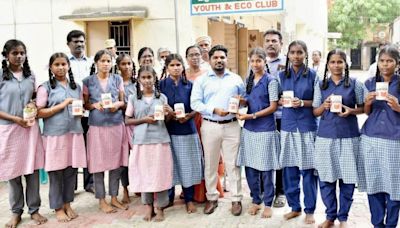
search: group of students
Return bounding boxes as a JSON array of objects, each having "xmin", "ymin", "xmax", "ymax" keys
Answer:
[
  {"xmin": 237, "ymin": 41, "xmax": 400, "ymax": 228},
  {"xmin": 0, "ymin": 35, "xmax": 400, "ymax": 228}
]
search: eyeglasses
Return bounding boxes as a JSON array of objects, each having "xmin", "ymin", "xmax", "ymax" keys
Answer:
[{"xmin": 188, "ymin": 53, "xmax": 201, "ymax": 58}]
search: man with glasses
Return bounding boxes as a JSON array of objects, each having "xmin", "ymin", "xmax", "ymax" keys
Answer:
[{"xmin": 67, "ymin": 30, "xmax": 94, "ymax": 193}]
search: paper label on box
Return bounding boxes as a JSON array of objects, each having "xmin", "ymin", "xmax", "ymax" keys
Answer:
[
  {"xmin": 376, "ymin": 82, "xmax": 388, "ymax": 100},
  {"xmin": 174, "ymin": 103, "xmax": 185, "ymax": 118},
  {"xmin": 23, "ymin": 107, "xmax": 36, "ymax": 126},
  {"xmin": 154, "ymin": 105, "xmax": 164, "ymax": 120},
  {"xmin": 72, "ymin": 100, "xmax": 83, "ymax": 116},
  {"xmin": 228, "ymin": 97, "xmax": 239, "ymax": 113},
  {"xmin": 282, "ymin": 91, "xmax": 294, "ymax": 108},
  {"xmin": 101, "ymin": 93, "xmax": 113, "ymax": 108},
  {"xmin": 330, "ymin": 95, "xmax": 342, "ymax": 113}
]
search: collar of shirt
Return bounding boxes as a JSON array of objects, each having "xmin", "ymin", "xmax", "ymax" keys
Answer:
[
  {"xmin": 267, "ymin": 54, "xmax": 285, "ymax": 63},
  {"xmin": 290, "ymin": 65, "xmax": 307, "ymax": 78},
  {"xmin": 68, "ymin": 53, "xmax": 88, "ymax": 61},
  {"xmin": 377, "ymin": 75, "xmax": 398, "ymax": 84},
  {"xmin": 327, "ymin": 76, "xmax": 346, "ymax": 86},
  {"xmin": 165, "ymin": 76, "xmax": 181, "ymax": 85},
  {"xmin": 207, "ymin": 69, "xmax": 231, "ymax": 78},
  {"xmin": 251, "ymin": 72, "xmax": 269, "ymax": 88}
]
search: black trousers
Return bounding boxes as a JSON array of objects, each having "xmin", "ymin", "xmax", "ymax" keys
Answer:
[
  {"xmin": 75, "ymin": 117, "xmax": 94, "ymax": 190},
  {"xmin": 275, "ymin": 118, "xmax": 284, "ymax": 196}
]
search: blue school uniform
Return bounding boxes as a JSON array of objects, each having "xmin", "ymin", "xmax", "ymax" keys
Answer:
[
  {"xmin": 236, "ymin": 73, "xmax": 280, "ymax": 206},
  {"xmin": 159, "ymin": 77, "xmax": 202, "ymax": 200},
  {"xmin": 278, "ymin": 66, "xmax": 318, "ymax": 169},
  {"xmin": 237, "ymin": 73, "xmax": 280, "ymax": 171},
  {"xmin": 313, "ymin": 77, "xmax": 364, "ymax": 222},
  {"xmin": 313, "ymin": 78, "xmax": 363, "ymax": 184},
  {"xmin": 358, "ymin": 75, "xmax": 400, "ymax": 227},
  {"xmin": 278, "ymin": 66, "xmax": 318, "ymax": 214}
]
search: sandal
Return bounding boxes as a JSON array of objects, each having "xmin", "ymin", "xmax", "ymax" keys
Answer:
[{"xmin": 273, "ymin": 194, "xmax": 286, "ymax": 208}]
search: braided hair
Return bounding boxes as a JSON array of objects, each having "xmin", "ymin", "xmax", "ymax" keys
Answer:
[
  {"xmin": 284, "ymin": 40, "xmax": 309, "ymax": 78},
  {"xmin": 136, "ymin": 66, "xmax": 160, "ymax": 100},
  {"xmin": 246, "ymin": 47, "xmax": 267, "ymax": 94},
  {"xmin": 266, "ymin": 62, "xmax": 270, "ymax": 74},
  {"xmin": 89, "ymin": 62, "xmax": 96, "ymax": 75},
  {"xmin": 161, "ymin": 64, "xmax": 167, "ymax": 80},
  {"xmin": 322, "ymin": 49, "xmax": 349, "ymax": 90},
  {"xmin": 116, "ymin": 53, "xmax": 136, "ymax": 84},
  {"xmin": 1, "ymin": 39, "xmax": 31, "ymax": 80},
  {"xmin": 48, "ymin": 52, "xmax": 77, "ymax": 90},
  {"xmin": 376, "ymin": 45, "xmax": 400, "ymax": 92},
  {"xmin": 48, "ymin": 68, "xmax": 56, "ymax": 89},
  {"xmin": 161, "ymin": 53, "xmax": 188, "ymax": 84}
]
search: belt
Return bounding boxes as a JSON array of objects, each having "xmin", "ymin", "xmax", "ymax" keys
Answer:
[{"xmin": 203, "ymin": 117, "xmax": 237, "ymax": 124}]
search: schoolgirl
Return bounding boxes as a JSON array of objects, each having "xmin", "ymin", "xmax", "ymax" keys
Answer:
[
  {"xmin": 36, "ymin": 52, "xmax": 87, "ymax": 222},
  {"xmin": 116, "ymin": 53, "xmax": 137, "ymax": 204},
  {"xmin": 312, "ymin": 49, "xmax": 364, "ymax": 228},
  {"xmin": 82, "ymin": 50, "xmax": 128, "ymax": 213},
  {"xmin": 358, "ymin": 45, "xmax": 400, "ymax": 228},
  {"xmin": 278, "ymin": 40, "xmax": 318, "ymax": 224},
  {"xmin": 160, "ymin": 54, "xmax": 203, "ymax": 213},
  {"xmin": 0, "ymin": 39, "xmax": 47, "ymax": 227},
  {"xmin": 236, "ymin": 47, "xmax": 280, "ymax": 218},
  {"xmin": 125, "ymin": 66, "xmax": 173, "ymax": 222}
]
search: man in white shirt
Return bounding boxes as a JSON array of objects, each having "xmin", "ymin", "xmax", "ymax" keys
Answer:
[
  {"xmin": 67, "ymin": 30, "xmax": 94, "ymax": 193},
  {"xmin": 311, "ymin": 50, "xmax": 325, "ymax": 80},
  {"xmin": 105, "ymin": 39, "xmax": 118, "ymax": 74},
  {"xmin": 196, "ymin": 36, "xmax": 212, "ymax": 70},
  {"xmin": 154, "ymin": 47, "xmax": 171, "ymax": 77}
]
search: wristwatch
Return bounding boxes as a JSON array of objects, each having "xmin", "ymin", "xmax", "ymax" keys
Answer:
[
  {"xmin": 252, "ymin": 113, "xmax": 257, "ymax": 119},
  {"xmin": 300, "ymin": 99, "xmax": 304, "ymax": 107}
]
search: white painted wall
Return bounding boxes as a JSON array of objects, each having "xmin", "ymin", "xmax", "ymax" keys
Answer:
[
  {"xmin": 393, "ymin": 17, "xmax": 400, "ymax": 46},
  {"xmin": 0, "ymin": 0, "xmax": 328, "ymax": 84}
]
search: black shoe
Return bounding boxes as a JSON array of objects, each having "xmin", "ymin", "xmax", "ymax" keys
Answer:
[
  {"xmin": 231, "ymin": 201, "xmax": 242, "ymax": 216},
  {"xmin": 85, "ymin": 186, "xmax": 95, "ymax": 194},
  {"xmin": 204, "ymin": 200, "xmax": 218, "ymax": 214}
]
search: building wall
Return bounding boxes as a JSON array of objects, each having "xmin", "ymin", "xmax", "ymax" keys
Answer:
[
  {"xmin": 0, "ymin": 0, "xmax": 328, "ymax": 83},
  {"xmin": 392, "ymin": 16, "xmax": 400, "ymax": 46}
]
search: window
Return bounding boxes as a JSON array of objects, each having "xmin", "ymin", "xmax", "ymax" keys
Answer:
[{"xmin": 109, "ymin": 21, "xmax": 131, "ymax": 55}]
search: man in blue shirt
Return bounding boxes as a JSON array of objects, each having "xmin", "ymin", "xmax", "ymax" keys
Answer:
[{"xmin": 191, "ymin": 45, "xmax": 245, "ymax": 216}]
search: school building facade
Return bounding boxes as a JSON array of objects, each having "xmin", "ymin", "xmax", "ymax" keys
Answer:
[{"xmin": 0, "ymin": 0, "xmax": 328, "ymax": 83}]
